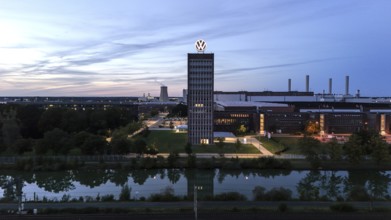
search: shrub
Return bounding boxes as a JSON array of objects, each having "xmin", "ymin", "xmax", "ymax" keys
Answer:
[
  {"xmin": 264, "ymin": 187, "xmax": 292, "ymax": 201},
  {"xmin": 208, "ymin": 192, "xmax": 246, "ymax": 201},
  {"xmin": 149, "ymin": 186, "xmax": 180, "ymax": 202},
  {"xmin": 253, "ymin": 186, "xmax": 292, "ymax": 201},
  {"xmin": 277, "ymin": 203, "xmax": 288, "ymax": 212},
  {"xmin": 101, "ymin": 194, "xmax": 115, "ymax": 202},
  {"xmin": 347, "ymin": 186, "xmax": 370, "ymax": 201}
]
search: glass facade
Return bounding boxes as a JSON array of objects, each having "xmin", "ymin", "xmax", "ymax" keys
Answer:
[{"xmin": 187, "ymin": 53, "xmax": 214, "ymax": 145}]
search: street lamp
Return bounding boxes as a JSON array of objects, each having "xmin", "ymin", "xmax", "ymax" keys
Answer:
[{"xmin": 194, "ymin": 185, "xmax": 203, "ymax": 220}]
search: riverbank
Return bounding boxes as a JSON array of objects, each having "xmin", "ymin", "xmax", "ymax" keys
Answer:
[
  {"xmin": 1, "ymin": 155, "xmax": 390, "ymax": 171},
  {"xmin": 3, "ymin": 212, "xmax": 391, "ymax": 220}
]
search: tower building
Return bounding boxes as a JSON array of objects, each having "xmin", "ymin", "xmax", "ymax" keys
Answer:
[{"xmin": 187, "ymin": 40, "xmax": 214, "ymax": 145}]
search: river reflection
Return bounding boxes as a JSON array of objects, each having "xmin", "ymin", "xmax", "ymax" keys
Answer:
[{"xmin": 0, "ymin": 169, "xmax": 390, "ymax": 201}]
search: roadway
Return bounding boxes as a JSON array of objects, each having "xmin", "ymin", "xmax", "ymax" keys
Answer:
[
  {"xmin": 3, "ymin": 201, "xmax": 391, "ymax": 220},
  {"xmin": 4, "ymin": 201, "xmax": 391, "ymax": 210}
]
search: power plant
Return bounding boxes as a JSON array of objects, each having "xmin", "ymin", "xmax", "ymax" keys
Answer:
[{"xmin": 159, "ymin": 85, "xmax": 169, "ymax": 102}]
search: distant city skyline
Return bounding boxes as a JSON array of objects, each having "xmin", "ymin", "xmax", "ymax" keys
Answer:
[{"xmin": 0, "ymin": 0, "xmax": 390, "ymax": 97}]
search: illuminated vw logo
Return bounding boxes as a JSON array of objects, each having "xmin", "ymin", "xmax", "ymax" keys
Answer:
[{"xmin": 195, "ymin": 39, "xmax": 207, "ymax": 52}]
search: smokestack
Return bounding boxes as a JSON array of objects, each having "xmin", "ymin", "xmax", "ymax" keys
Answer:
[
  {"xmin": 159, "ymin": 86, "xmax": 168, "ymax": 102},
  {"xmin": 183, "ymin": 89, "xmax": 188, "ymax": 103},
  {"xmin": 329, "ymin": 78, "xmax": 332, "ymax": 94},
  {"xmin": 306, "ymin": 75, "xmax": 309, "ymax": 92},
  {"xmin": 345, "ymin": 75, "xmax": 349, "ymax": 95},
  {"xmin": 288, "ymin": 79, "xmax": 291, "ymax": 92},
  {"xmin": 356, "ymin": 89, "xmax": 360, "ymax": 97}
]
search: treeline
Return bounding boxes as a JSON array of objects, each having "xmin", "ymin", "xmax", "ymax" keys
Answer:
[
  {"xmin": 299, "ymin": 130, "xmax": 391, "ymax": 168},
  {"xmin": 0, "ymin": 105, "xmax": 139, "ymax": 155}
]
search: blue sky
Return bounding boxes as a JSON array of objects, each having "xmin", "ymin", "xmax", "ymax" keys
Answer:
[{"xmin": 0, "ymin": 0, "xmax": 390, "ymax": 97}]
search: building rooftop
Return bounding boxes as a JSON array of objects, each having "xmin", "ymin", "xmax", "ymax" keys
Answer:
[{"xmin": 215, "ymin": 101, "xmax": 288, "ymax": 108}]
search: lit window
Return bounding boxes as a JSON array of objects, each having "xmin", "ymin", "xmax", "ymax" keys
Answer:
[
  {"xmin": 200, "ymin": 139, "xmax": 209, "ymax": 144},
  {"xmin": 195, "ymin": 103, "xmax": 204, "ymax": 107}
]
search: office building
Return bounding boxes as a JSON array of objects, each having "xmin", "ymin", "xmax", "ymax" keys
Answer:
[{"xmin": 187, "ymin": 40, "xmax": 214, "ymax": 145}]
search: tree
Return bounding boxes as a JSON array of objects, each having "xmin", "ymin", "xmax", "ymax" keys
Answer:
[
  {"xmin": 305, "ymin": 120, "xmax": 319, "ymax": 135},
  {"xmin": 36, "ymin": 128, "xmax": 70, "ymax": 155},
  {"xmin": 371, "ymin": 135, "xmax": 390, "ymax": 164},
  {"xmin": 12, "ymin": 139, "xmax": 33, "ymax": 155},
  {"xmin": 133, "ymin": 138, "xmax": 147, "ymax": 155},
  {"xmin": 150, "ymin": 109, "xmax": 159, "ymax": 117},
  {"xmin": 17, "ymin": 105, "xmax": 44, "ymax": 138},
  {"xmin": 298, "ymin": 136, "xmax": 321, "ymax": 168},
  {"xmin": 237, "ymin": 124, "xmax": 247, "ymax": 135},
  {"xmin": 184, "ymin": 142, "xmax": 192, "ymax": 155},
  {"xmin": 80, "ymin": 134, "xmax": 107, "ymax": 155},
  {"xmin": 344, "ymin": 133, "xmax": 366, "ymax": 164},
  {"xmin": 167, "ymin": 151, "xmax": 178, "ymax": 166},
  {"xmin": 343, "ymin": 130, "xmax": 383, "ymax": 164},
  {"xmin": 111, "ymin": 137, "xmax": 132, "ymax": 154},
  {"xmin": 60, "ymin": 110, "xmax": 88, "ymax": 133},
  {"xmin": 252, "ymin": 186, "xmax": 266, "ymax": 201},
  {"xmin": 167, "ymin": 169, "xmax": 181, "ymax": 184},
  {"xmin": 235, "ymin": 139, "xmax": 242, "ymax": 152},
  {"xmin": 119, "ymin": 184, "xmax": 131, "ymax": 201},
  {"xmin": 38, "ymin": 108, "xmax": 63, "ymax": 133},
  {"xmin": 326, "ymin": 138, "xmax": 343, "ymax": 160},
  {"xmin": 168, "ymin": 104, "xmax": 187, "ymax": 117},
  {"xmin": 217, "ymin": 137, "xmax": 225, "ymax": 157}
]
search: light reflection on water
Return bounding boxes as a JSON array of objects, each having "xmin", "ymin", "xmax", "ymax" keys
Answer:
[{"xmin": 0, "ymin": 170, "xmax": 390, "ymax": 201}]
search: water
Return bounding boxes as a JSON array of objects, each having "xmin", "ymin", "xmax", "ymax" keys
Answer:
[{"xmin": 0, "ymin": 169, "xmax": 390, "ymax": 201}]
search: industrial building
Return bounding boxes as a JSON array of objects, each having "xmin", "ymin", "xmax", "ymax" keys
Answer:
[{"xmin": 213, "ymin": 75, "xmax": 391, "ymax": 136}]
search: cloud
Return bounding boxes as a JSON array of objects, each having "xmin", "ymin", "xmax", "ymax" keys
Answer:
[{"xmin": 216, "ymin": 57, "xmax": 344, "ymax": 77}]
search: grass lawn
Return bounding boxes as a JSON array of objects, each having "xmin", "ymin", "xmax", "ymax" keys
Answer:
[
  {"xmin": 144, "ymin": 130, "xmax": 187, "ymax": 153},
  {"xmin": 258, "ymin": 137, "xmax": 302, "ymax": 154},
  {"xmin": 141, "ymin": 130, "xmax": 260, "ymax": 154}
]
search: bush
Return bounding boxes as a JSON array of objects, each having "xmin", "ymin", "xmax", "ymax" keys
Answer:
[
  {"xmin": 264, "ymin": 187, "xmax": 292, "ymax": 201},
  {"xmin": 330, "ymin": 203, "xmax": 356, "ymax": 212},
  {"xmin": 206, "ymin": 192, "xmax": 247, "ymax": 201},
  {"xmin": 253, "ymin": 186, "xmax": 292, "ymax": 201},
  {"xmin": 277, "ymin": 203, "xmax": 288, "ymax": 212},
  {"xmin": 149, "ymin": 186, "xmax": 180, "ymax": 202},
  {"xmin": 101, "ymin": 194, "xmax": 115, "ymax": 202},
  {"xmin": 347, "ymin": 186, "xmax": 370, "ymax": 201}
]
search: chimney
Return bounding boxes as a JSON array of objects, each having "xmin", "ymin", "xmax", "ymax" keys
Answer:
[
  {"xmin": 329, "ymin": 78, "xmax": 332, "ymax": 94},
  {"xmin": 306, "ymin": 75, "xmax": 309, "ymax": 92},
  {"xmin": 345, "ymin": 75, "xmax": 349, "ymax": 95},
  {"xmin": 288, "ymin": 79, "xmax": 291, "ymax": 92}
]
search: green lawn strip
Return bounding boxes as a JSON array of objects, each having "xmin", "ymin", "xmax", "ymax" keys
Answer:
[
  {"xmin": 142, "ymin": 130, "xmax": 260, "ymax": 154},
  {"xmin": 257, "ymin": 137, "xmax": 302, "ymax": 154},
  {"xmin": 272, "ymin": 137, "xmax": 302, "ymax": 154},
  {"xmin": 257, "ymin": 137, "xmax": 286, "ymax": 154},
  {"xmin": 258, "ymin": 137, "xmax": 323, "ymax": 155}
]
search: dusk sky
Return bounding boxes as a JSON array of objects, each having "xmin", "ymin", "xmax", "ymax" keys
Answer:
[{"xmin": 0, "ymin": 0, "xmax": 390, "ymax": 97}]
